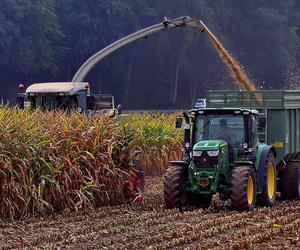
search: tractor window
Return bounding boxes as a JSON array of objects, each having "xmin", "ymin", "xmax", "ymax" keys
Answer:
[
  {"xmin": 196, "ymin": 114, "xmax": 245, "ymax": 146},
  {"xmin": 249, "ymin": 115, "xmax": 259, "ymax": 147}
]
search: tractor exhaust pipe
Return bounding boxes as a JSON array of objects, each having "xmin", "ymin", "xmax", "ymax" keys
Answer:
[{"xmin": 183, "ymin": 112, "xmax": 191, "ymax": 160}]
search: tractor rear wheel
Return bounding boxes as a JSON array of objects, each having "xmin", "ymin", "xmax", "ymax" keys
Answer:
[
  {"xmin": 230, "ymin": 165, "xmax": 257, "ymax": 211},
  {"xmin": 163, "ymin": 165, "xmax": 187, "ymax": 209},
  {"xmin": 257, "ymin": 153, "xmax": 277, "ymax": 207},
  {"xmin": 281, "ymin": 162, "xmax": 300, "ymax": 199}
]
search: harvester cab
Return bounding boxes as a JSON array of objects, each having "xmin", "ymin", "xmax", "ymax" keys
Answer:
[
  {"xmin": 17, "ymin": 82, "xmax": 121, "ymax": 117},
  {"xmin": 164, "ymin": 90, "xmax": 300, "ymax": 211}
]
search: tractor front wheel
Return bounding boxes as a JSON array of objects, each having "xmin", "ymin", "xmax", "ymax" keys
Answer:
[
  {"xmin": 281, "ymin": 162, "xmax": 300, "ymax": 199},
  {"xmin": 230, "ymin": 165, "xmax": 257, "ymax": 211},
  {"xmin": 163, "ymin": 165, "xmax": 187, "ymax": 209},
  {"xmin": 257, "ymin": 153, "xmax": 277, "ymax": 207}
]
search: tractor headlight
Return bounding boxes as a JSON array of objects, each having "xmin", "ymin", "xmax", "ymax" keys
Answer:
[
  {"xmin": 193, "ymin": 150, "xmax": 202, "ymax": 157},
  {"xmin": 207, "ymin": 150, "xmax": 219, "ymax": 157}
]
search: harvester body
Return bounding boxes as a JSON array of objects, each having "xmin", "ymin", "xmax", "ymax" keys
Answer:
[{"xmin": 17, "ymin": 82, "xmax": 118, "ymax": 117}]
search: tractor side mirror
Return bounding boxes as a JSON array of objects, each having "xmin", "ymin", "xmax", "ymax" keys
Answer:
[
  {"xmin": 176, "ymin": 117, "xmax": 183, "ymax": 128},
  {"xmin": 16, "ymin": 94, "xmax": 25, "ymax": 109},
  {"xmin": 86, "ymin": 95, "xmax": 95, "ymax": 110},
  {"xmin": 258, "ymin": 116, "xmax": 266, "ymax": 128}
]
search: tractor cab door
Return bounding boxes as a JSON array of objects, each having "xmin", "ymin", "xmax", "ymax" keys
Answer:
[{"xmin": 245, "ymin": 115, "xmax": 259, "ymax": 153}]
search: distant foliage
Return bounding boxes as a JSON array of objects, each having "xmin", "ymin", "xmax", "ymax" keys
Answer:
[{"xmin": 1, "ymin": 1, "xmax": 300, "ymax": 107}]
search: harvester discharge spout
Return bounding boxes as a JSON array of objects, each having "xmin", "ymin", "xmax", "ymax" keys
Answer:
[
  {"xmin": 181, "ymin": 17, "xmax": 207, "ymax": 33},
  {"xmin": 72, "ymin": 16, "xmax": 207, "ymax": 82}
]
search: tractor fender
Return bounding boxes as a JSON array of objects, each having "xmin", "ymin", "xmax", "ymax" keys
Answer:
[{"xmin": 255, "ymin": 145, "xmax": 276, "ymax": 192}]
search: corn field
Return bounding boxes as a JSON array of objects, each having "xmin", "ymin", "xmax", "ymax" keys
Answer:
[
  {"xmin": 0, "ymin": 108, "xmax": 182, "ymax": 219},
  {"xmin": 128, "ymin": 113, "xmax": 182, "ymax": 175},
  {"xmin": 1, "ymin": 108, "xmax": 300, "ymax": 249},
  {"xmin": 0, "ymin": 108, "xmax": 138, "ymax": 219}
]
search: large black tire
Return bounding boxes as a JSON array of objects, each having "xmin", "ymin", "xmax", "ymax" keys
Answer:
[
  {"xmin": 257, "ymin": 153, "xmax": 277, "ymax": 207},
  {"xmin": 230, "ymin": 165, "xmax": 257, "ymax": 211},
  {"xmin": 281, "ymin": 162, "xmax": 300, "ymax": 199},
  {"xmin": 163, "ymin": 165, "xmax": 187, "ymax": 209}
]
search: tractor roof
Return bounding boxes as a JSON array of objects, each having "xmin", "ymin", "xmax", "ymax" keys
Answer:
[
  {"xmin": 189, "ymin": 108, "xmax": 259, "ymax": 115},
  {"xmin": 25, "ymin": 82, "xmax": 88, "ymax": 96}
]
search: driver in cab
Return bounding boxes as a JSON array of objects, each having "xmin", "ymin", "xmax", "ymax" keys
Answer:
[
  {"xmin": 216, "ymin": 119, "xmax": 235, "ymax": 145},
  {"xmin": 216, "ymin": 118, "xmax": 235, "ymax": 162}
]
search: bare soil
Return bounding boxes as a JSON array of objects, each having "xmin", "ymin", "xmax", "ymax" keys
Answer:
[{"xmin": 1, "ymin": 177, "xmax": 300, "ymax": 249}]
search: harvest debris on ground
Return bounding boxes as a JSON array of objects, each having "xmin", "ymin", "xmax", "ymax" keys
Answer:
[{"xmin": 1, "ymin": 177, "xmax": 300, "ymax": 249}]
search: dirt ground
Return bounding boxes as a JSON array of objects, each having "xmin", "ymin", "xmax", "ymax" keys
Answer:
[{"xmin": 1, "ymin": 177, "xmax": 300, "ymax": 249}]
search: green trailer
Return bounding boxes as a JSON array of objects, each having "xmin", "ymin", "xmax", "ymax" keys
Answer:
[{"xmin": 163, "ymin": 90, "xmax": 300, "ymax": 211}]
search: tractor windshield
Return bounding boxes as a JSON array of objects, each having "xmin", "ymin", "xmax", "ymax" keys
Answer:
[{"xmin": 195, "ymin": 114, "xmax": 245, "ymax": 146}]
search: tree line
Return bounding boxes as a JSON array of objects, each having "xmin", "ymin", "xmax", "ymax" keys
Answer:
[{"xmin": 1, "ymin": 0, "xmax": 300, "ymax": 108}]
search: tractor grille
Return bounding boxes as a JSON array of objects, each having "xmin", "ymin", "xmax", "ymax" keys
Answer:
[{"xmin": 193, "ymin": 151, "xmax": 218, "ymax": 168}]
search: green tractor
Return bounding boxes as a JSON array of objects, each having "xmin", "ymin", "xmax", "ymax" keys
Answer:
[
  {"xmin": 164, "ymin": 93, "xmax": 300, "ymax": 211},
  {"xmin": 164, "ymin": 108, "xmax": 272, "ymax": 210}
]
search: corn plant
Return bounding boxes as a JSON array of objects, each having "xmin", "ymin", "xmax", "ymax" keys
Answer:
[
  {"xmin": 0, "ymin": 108, "xmax": 133, "ymax": 219},
  {"xmin": 127, "ymin": 113, "xmax": 182, "ymax": 175}
]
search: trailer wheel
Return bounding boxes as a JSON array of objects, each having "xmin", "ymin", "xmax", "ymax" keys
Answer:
[
  {"xmin": 281, "ymin": 162, "xmax": 300, "ymax": 199},
  {"xmin": 257, "ymin": 152, "xmax": 277, "ymax": 207},
  {"xmin": 163, "ymin": 165, "xmax": 187, "ymax": 209},
  {"xmin": 230, "ymin": 165, "xmax": 257, "ymax": 211}
]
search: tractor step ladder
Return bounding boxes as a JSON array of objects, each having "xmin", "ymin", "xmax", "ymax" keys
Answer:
[{"xmin": 258, "ymin": 109, "xmax": 267, "ymax": 143}]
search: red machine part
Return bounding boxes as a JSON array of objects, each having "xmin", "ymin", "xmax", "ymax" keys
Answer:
[{"xmin": 123, "ymin": 161, "xmax": 145, "ymax": 203}]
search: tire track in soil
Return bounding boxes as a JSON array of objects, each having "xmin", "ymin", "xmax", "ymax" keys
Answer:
[
  {"xmin": 175, "ymin": 204, "xmax": 300, "ymax": 249},
  {"xmin": 1, "ymin": 177, "xmax": 300, "ymax": 249},
  {"xmin": 129, "ymin": 209, "xmax": 300, "ymax": 250},
  {"xmin": 180, "ymin": 211, "xmax": 300, "ymax": 250},
  {"xmin": 102, "ymin": 198, "xmax": 300, "ymax": 249}
]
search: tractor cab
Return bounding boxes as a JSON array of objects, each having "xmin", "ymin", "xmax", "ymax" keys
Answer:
[
  {"xmin": 190, "ymin": 108, "xmax": 260, "ymax": 164},
  {"xmin": 177, "ymin": 108, "xmax": 260, "ymax": 164}
]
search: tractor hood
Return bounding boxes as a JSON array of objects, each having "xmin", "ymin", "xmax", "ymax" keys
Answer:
[{"xmin": 193, "ymin": 140, "xmax": 227, "ymax": 151}]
